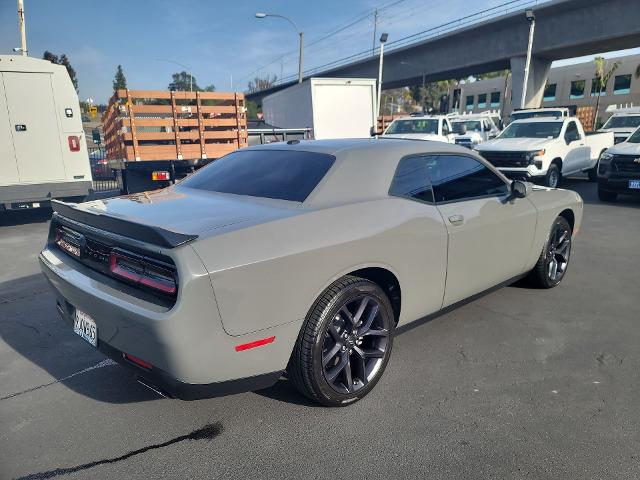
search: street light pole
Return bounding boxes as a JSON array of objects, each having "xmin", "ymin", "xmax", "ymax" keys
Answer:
[
  {"xmin": 376, "ymin": 33, "xmax": 389, "ymax": 130},
  {"xmin": 521, "ymin": 9, "xmax": 536, "ymax": 109},
  {"xmin": 17, "ymin": 0, "xmax": 27, "ymax": 56},
  {"xmin": 256, "ymin": 13, "xmax": 304, "ymax": 84}
]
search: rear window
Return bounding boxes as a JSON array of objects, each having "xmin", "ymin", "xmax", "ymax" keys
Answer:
[{"xmin": 180, "ymin": 149, "xmax": 335, "ymax": 202}]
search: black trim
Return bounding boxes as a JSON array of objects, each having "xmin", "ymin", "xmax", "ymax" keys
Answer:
[{"xmin": 51, "ymin": 200, "xmax": 198, "ymax": 248}]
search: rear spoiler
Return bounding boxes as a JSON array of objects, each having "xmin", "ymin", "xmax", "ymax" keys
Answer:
[{"xmin": 51, "ymin": 200, "xmax": 198, "ymax": 249}]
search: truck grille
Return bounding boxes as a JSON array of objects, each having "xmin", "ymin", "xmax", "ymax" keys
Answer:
[
  {"xmin": 455, "ymin": 138, "xmax": 473, "ymax": 148},
  {"xmin": 479, "ymin": 151, "xmax": 530, "ymax": 168},
  {"xmin": 611, "ymin": 155, "xmax": 640, "ymax": 175}
]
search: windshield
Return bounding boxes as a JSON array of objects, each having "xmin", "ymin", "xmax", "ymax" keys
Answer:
[
  {"xmin": 511, "ymin": 110, "xmax": 564, "ymax": 121},
  {"xmin": 452, "ymin": 120, "xmax": 482, "ymax": 134},
  {"xmin": 626, "ymin": 127, "xmax": 640, "ymax": 144},
  {"xmin": 602, "ymin": 115, "xmax": 640, "ymax": 129},
  {"xmin": 499, "ymin": 122, "xmax": 563, "ymax": 139},
  {"xmin": 180, "ymin": 149, "xmax": 335, "ymax": 202},
  {"xmin": 385, "ymin": 119, "xmax": 438, "ymax": 135}
]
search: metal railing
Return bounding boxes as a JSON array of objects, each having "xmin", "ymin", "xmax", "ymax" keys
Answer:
[{"xmin": 88, "ymin": 147, "xmax": 119, "ymax": 192}]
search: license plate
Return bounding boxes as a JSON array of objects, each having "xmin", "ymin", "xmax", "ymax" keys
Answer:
[
  {"xmin": 629, "ymin": 180, "xmax": 640, "ymax": 190},
  {"xmin": 74, "ymin": 309, "xmax": 97, "ymax": 347}
]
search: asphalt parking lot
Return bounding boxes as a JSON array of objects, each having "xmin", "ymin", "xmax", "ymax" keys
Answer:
[{"xmin": 1, "ymin": 178, "xmax": 639, "ymax": 480}]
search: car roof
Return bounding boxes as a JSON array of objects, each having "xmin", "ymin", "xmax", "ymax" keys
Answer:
[
  {"xmin": 246, "ymin": 138, "xmax": 505, "ymax": 207},
  {"xmin": 510, "ymin": 117, "xmax": 567, "ymax": 124}
]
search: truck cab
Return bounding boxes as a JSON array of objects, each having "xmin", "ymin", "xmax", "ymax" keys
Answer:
[
  {"xmin": 598, "ymin": 107, "xmax": 640, "ymax": 145},
  {"xmin": 475, "ymin": 116, "xmax": 614, "ymax": 188},
  {"xmin": 450, "ymin": 114, "xmax": 501, "ymax": 148},
  {"xmin": 0, "ymin": 55, "xmax": 91, "ymax": 211},
  {"xmin": 382, "ymin": 115, "xmax": 454, "ymax": 143},
  {"xmin": 597, "ymin": 125, "xmax": 640, "ymax": 201}
]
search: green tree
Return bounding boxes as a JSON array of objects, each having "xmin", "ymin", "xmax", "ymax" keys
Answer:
[
  {"xmin": 112, "ymin": 65, "xmax": 127, "ymax": 90},
  {"xmin": 43, "ymin": 51, "xmax": 78, "ymax": 91},
  {"xmin": 246, "ymin": 100, "xmax": 260, "ymax": 119},
  {"xmin": 203, "ymin": 84, "xmax": 216, "ymax": 92},
  {"xmin": 168, "ymin": 71, "xmax": 199, "ymax": 91},
  {"xmin": 593, "ymin": 57, "xmax": 621, "ymax": 128}
]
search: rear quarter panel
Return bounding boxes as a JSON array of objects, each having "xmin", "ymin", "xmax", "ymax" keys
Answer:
[{"xmin": 192, "ymin": 198, "xmax": 448, "ymax": 336}]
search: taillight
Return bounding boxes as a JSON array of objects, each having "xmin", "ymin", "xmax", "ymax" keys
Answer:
[
  {"xmin": 151, "ymin": 171, "xmax": 170, "ymax": 181},
  {"xmin": 109, "ymin": 251, "xmax": 177, "ymax": 295},
  {"xmin": 68, "ymin": 136, "xmax": 80, "ymax": 152}
]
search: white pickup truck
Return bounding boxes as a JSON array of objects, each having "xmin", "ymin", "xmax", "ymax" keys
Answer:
[
  {"xmin": 598, "ymin": 108, "xmax": 640, "ymax": 145},
  {"xmin": 450, "ymin": 114, "xmax": 501, "ymax": 148},
  {"xmin": 382, "ymin": 115, "xmax": 454, "ymax": 143},
  {"xmin": 474, "ymin": 117, "xmax": 614, "ymax": 188}
]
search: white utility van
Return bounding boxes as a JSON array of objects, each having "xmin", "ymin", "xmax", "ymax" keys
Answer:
[{"xmin": 0, "ymin": 55, "xmax": 91, "ymax": 211}]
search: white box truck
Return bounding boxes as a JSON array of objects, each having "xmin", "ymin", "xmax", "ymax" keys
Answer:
[
  {"xmin": 0, "ymin": 55, "xmax": 91, "ymax": 211},
  {"xmin": 262, "ymin": 78, "xmax": 377, "ymax": 140}
]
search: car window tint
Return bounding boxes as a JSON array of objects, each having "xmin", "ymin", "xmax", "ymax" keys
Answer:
[
  {"xmin": 564, "ymin": 121, "xmax": 580, "ymax": 142},
  {"xmin": 425, "ymin": 155, "xmax": 509, "ymax": 203},
  {"xmin": 389, "ymin": 155, "xmax": 434, "ymax": 203},
  {"xmin": 181, "ymin": 149, "xmax": 335, "ymax": 202}
]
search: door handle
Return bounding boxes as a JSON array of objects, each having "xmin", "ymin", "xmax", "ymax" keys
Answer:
[{"xmin": 448, "ymin": 214, "xmax": 464, "ymax": 226}]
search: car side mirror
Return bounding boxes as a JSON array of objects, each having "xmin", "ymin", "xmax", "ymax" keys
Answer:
[
  {"xmin": 459, "ymin": 124, "xmax": 467, "ymax": 135},
  {"xmin": 510, "ymin": 180, "xmax": 530, "ymax": 199}
]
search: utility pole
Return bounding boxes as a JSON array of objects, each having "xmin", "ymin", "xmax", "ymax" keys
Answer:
[
  {"xmin": 372, "ymin": 9, "xmax": 378, "ymax": 55},
  {"xmin": 521, "ymin": 9, "xmax": 536, "ymax": 109},
  {"xmin": 17, "ymin": 0, "xmax": 27, "ymax": 56}
]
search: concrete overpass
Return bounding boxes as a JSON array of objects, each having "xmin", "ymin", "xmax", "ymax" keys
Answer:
[{"xmin": 247, "ymin": 0, "xmax": 640, "ymax": 110}]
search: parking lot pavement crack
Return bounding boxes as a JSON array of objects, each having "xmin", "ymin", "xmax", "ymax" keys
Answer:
[
  {"xmin": 0, "ymin": 359, "xmax": 117, "ymax": 401},
  {"xmin": 14, "ymin": 422, "xmax": 224, "ymax": 480},
  {"xmin": 0, "ymin": 288, "xmax": 50, "ymax": 305}
]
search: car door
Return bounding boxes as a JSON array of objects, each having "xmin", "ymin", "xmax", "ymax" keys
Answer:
[
  {"xmin": 562, "ymin": 121, "xmax": 590, "ymax": 175},
  {"xmin": 388, "ymin": 154, "xmax": 448, "ymax": 319},
  {"xmin": 424, "ymin": 154, "xmax": 538, "ymax": 307},
  {"xmin": 442, "ymin": 119, "xmax": 455, "ymax": 143}
]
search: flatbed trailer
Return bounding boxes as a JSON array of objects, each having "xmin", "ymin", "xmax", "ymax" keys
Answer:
[{"xmin": 102, "ymin": 89, "xmax": 247, "ymax": 193}]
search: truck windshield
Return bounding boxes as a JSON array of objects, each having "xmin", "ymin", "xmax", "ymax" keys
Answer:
[
  {"xmin": 626, "ymin": 128, "xmax": 640, "ymax": 144},
  {"xmin": 385, "ymin": 119, "xmax": 438, "ymax": 135},
  {"xmin": 511, "ymin": 110, "xmax": 564, "ymax": 121},
  {"xmin": 180, "ymin": 149, "xmax": 336, "ymax": 202},
  {"xmin": 452, "ymin": 120, "xmax": 482, "ymax": 133},
  {"xmin": 500, "ymin": 122, "xmax": 563, "ymax": 139},
  {"xmin": 602, "ymin": 115, "xmax": 640, "ymax": 129}
]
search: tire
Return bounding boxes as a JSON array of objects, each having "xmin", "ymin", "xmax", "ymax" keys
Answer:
[
  {"xmin": 529, "ymin": 216, "xmax": 572, "ymax": 289},
  {"xmin": 598, "ymin": 188, "xmax": 617, "ymax": 202},
  {"xmin": 587, "ymin": 165, "xmax": 598, "ymax": 182},
  {"xmin": 544, "ymin": 163, "xmax": 561, "ymax": 188},
  {"xmin": 288, "ymin": 275, "xmax": 395, "ymax": 407}
]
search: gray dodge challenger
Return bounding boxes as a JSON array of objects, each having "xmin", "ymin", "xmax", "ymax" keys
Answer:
[{"xmin": 40, "ymin": 138, "xmax": 583, "ymax": 406}]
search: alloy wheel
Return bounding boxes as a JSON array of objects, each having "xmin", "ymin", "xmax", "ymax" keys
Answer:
[
  {"xmin": 546, "ymin": 224, "xmax": 571, "ymax": 281},
  {"xmin": 321, "ymin": 295, "xmax": 390, "ymax": 394}
]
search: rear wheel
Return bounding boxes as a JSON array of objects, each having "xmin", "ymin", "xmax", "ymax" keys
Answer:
[
  {"xmin": 529, "ymin": 216, "xmax": 572, "ymax": 288},
  {"xmin": 598, "ymin": 188, "xmax": 617, "ymax": 202},
  {"xmin": 288, "ymin": 276, "xmax": 395, "ymax": 407}
]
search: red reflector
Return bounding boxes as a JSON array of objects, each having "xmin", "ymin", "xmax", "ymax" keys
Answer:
[
  {"xmin": 68, "ymin": 135, "xmax": 80, "ymax": 152},
  {"xmin": 124, "ymin": 353, "xmax": 153, "ymax": 370},
  {"xmin": 235, "ymin": 336, "xmax": 276, "ymax": 352}
]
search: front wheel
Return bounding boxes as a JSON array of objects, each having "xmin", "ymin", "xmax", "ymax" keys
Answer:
[
  {"xmin": 544, "ymin": 163, "xmax": 561, "ymax": 188},
  {"xmin": 529, "ymin": 216, "xmax": 572, "ymax": 288},
  {"xmin": 288, "ymin": 276, "xmax": 395, "ymax": 407}
]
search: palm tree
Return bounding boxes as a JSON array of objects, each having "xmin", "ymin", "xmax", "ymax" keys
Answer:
[{"xmin": 593, "ymin": 57, "xmax": 621, "ymax": 128}]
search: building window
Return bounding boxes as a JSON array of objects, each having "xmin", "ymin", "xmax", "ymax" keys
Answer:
[
  {"xmin": 543, "ymin": 83, "xmax": 557, "ymax": 102},
  {"xmin": 591, "ymin": 78, "xmax": 607, "ymax": 97},
  {"xmin": 477, "ymin": 94, "xmax": 487, "ymax": 109},
  {"xmin": 490, "ymin": 92, "xmax": 500, "ymax": 108},
  {"xmin": 613, "ymin": 74, "xmax": 632, "ymax": 95},
  {"xmin": 465, "ymin": 95, "xmax": 474, "ymax": 111},
  {"xmin": 570, "ymin": 80, "xmax": 585, "ymax": 99}
]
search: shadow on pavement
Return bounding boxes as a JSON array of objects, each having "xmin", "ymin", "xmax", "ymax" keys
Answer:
[{"xmin": 0, "ymin": 208, "xmax": 53, "ymax": 227}]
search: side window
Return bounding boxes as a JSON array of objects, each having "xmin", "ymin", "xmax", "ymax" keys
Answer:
[
  {"xmin": 442, "ymin": 121, "xmax": 450, "ymax": 136},
  {"xmin": 425, "ymin": 155, "xmax": 509, "ymax": 203},
  {"xmin": 389, "ymin": 155, "xmax": 434, "ymax": 204},
  {"xmin": 564, "ymin": 121, "xmax": 580, "ymax": 143}
]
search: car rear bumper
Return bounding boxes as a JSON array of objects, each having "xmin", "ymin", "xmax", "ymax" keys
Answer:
[{"xmin": 39, "ymin": 246, "xmax": 297, "ymax": 398}]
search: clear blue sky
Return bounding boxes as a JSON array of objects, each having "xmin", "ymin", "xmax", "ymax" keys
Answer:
[{"xmin": 1, "ymin": 0, "xmax": 638, "ymax": 104}]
